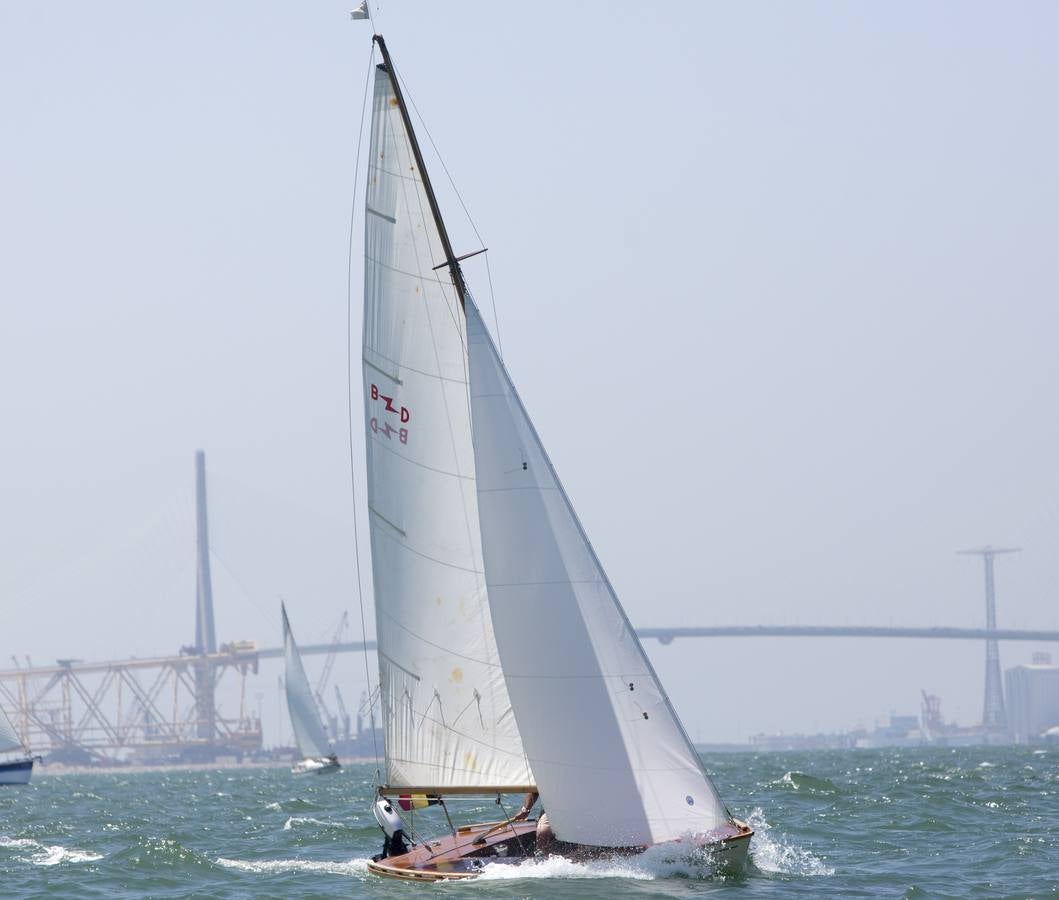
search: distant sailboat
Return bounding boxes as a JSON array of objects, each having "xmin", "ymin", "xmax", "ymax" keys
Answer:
[
  {"xmin": 282, "ymin": 603, "xmax": 340, "ymax": 775},
  {"xmin": 359, "ymin": 33, "xmax": 752, "ymax": 879},
  {"xmin": 0, "ymin": 706, "xmax": 35, "ymax": 786}
]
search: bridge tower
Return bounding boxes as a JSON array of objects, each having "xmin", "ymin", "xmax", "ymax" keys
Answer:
[
  {"xmin": 194, "ymin": 450, "xmax": 218, "ymax": 743},
  {"xmin": 959, "ymin": 546, "xmax": 1019, "ymax": 734}
]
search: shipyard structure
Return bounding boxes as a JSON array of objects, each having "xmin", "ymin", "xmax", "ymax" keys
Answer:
[{"xmin": 0, "ymin": 452, "xmax": 264, "ymax": 765}]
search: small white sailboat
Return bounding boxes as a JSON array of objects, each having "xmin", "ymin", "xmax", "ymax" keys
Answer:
[
  {"xmin": 282, "ymin": 603, "xmax": 341, "ymax": 775},
  {"xmin": 356, "ymin": 33, "xmax": 752, "ymax": 880},
  {"xmin": 0, "ymin": 706, "xmax": 36, "ymax": 786}
]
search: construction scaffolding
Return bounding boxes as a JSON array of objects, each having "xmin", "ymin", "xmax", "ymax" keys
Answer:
[{"xmin": 0, "ymin": 644, "xmax": 261, "ymax": 764}]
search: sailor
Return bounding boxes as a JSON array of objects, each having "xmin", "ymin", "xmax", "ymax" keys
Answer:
[{"xmin": 512, "ymin": 790, "xmax": 538, "ymax": 822}]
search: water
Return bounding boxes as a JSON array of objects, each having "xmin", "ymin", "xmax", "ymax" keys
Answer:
[{"xmin": 2, "ymin": 746, "xmax": 1058, "ymax": 897}]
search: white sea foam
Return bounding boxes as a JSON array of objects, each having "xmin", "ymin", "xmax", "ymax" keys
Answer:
[
  {"xmin": 216, "ymin": 856, "xmax": 370, "ymax": 877},
  {"xmin": 745, "ymin": 808, "xmax": 834, "ymax": 876},
  {"xmin": 0, "ymin": 836, "xmax": 103, "ymax": 866},
  {"xmin": 477, "ymin": 834, "xmax": 739, "ymax": 881},
  {"xmin": 282, "ymin": 815, "xmax": 342, "ymax": 831},
  {"xmin": 264, "ymin": 801, "xmax": 282, "ymax": 811},
  {"xmin": 475, "ymin": 854, "xmax": 655, "ymax": 881}
]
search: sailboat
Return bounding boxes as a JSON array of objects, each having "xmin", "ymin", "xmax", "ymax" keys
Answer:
[
  {"xmin": 0, "ymin": 706, "xmax": 35, "ymax": 786},
  {"xmin": 359, "ymin": 33, "xmax": 752, "ymax": 880},
  {"xmin": 282, "ymin": 603, "xmax": 341, "ymax": 775}
]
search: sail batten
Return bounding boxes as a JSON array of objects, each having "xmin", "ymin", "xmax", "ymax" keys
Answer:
[
  {"xmin": 466, "ymin": 300, "xmax": 733, "ymax": 847},
  {"xmin": 362, "ymin": 61, "xmax": 531, "ymax": 791}
]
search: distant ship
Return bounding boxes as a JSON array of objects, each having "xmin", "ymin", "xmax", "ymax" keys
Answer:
[
  {"xmin": 0, "ymin": 705, "xmax": 36, "ymax": 785},
  {"xmin": 282, "ymin": 603, "xmax": 340, "ymax": 775}
]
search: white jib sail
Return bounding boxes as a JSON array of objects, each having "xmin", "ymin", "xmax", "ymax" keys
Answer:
[
  {"xmin": 466, "ymin": 301, "xmax": 734, "ymax": 847},
  {"xmin": 0, "ymin": 707, "xmax": 22, "ymax": 755},
  {"xmin": 361, "ymin": 64, "xmax": 531, "ymax": 790},
  {"xmin": 282, "ymin": 604, "xmax": 331, "ymax": 760}
]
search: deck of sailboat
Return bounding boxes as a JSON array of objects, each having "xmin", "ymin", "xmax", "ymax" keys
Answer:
[
  {"xmin": 367, "ymin": 819, "xmax": 539, "ymax": 881},
  {"xmin": 367, "ymin": 818, "xmax": 754, "ymax": 881}
]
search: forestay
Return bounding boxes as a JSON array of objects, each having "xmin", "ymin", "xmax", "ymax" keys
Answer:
[
  {"xmin": 361, "ymin": 64, "xmax": 531, "ymax": 790},
  {"xmin": 0, "ymin": 708, "xmax": 22, "ymax": 755},
  {"xmin": 282, "ymin": 604, "xmax": 331, "ymax": 760},
  {"xmin": 466, "ymin": 300, "xmax": 734, "ymax": 847}
]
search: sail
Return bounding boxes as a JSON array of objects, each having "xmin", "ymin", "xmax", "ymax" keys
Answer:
[
  {"xmin": 361, "ymin": 63, "xmax": 531, "ymax": 789},
  {"xmin": 466, "ymin": 301, "xmax": 734, "ymax": 847},
  {"xmin": 282, "ymin": 604, "xmax": 331, "ymax": 760},
  {"xmin": 0, "ymin": 707, "xmax": 22, "ymax": 755}
]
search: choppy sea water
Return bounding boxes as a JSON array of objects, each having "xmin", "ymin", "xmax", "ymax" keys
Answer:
[{"xmin": 2, "ymin": 746, "xmax": 1058, "ymax": 898}]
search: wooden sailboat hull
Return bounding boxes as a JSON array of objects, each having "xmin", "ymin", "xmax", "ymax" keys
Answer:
[
  {"xmin": 367, "ymin": 818, "xmax": 753, "ymax": 882},
  {"xmin": 0, "ymin": 758, "xmax": 34, "ymax": 786}
]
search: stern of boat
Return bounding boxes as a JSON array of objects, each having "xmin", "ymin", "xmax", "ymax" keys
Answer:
[{"xmin": 0, "ymin": 757, "xmax": 35, "ymax": 786}]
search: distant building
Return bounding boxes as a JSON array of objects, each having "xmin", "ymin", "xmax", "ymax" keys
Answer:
[{"xmin": 1005, "ymin": 657, "xmax": 1059, "ymax": 744}]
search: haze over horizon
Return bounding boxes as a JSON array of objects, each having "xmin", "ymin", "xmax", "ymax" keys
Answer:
[{"xmin": 2, "ymin": 1, "xmax": 1057, "ymax": 746}]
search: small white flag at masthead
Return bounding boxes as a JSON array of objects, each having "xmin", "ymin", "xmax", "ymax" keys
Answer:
[{"xmin": 350, "ymin": 1, "xmax": 370, "ymax": 20}]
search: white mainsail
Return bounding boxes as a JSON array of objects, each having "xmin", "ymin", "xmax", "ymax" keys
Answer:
[
  {"xmin": 0, "ymin": 707, "xmax": 22, "ymax": 755},
  {"xmin": 282, "ymin": 603, "xmax": 331, "ymax": 760},
  {"xmin": 362, "ymin": 64, "xmax": 531, "ymax": 790},
  {"xmin": 466, "ymin": 300, "xmax": 734, "ymax": 847}
]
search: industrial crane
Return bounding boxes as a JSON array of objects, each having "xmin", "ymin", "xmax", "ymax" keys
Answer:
[
  {"xmin": 334, "ymin": 685, "xmax": 352, "ymax": 742},
  {"xmin": 313, "ymin": 611, "xmax": 349, "ymax": 734}
]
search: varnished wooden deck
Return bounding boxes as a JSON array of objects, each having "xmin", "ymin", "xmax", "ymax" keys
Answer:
[{"xmin": 367, "ymin": 818, "xmax": 754, "ymax": 881}]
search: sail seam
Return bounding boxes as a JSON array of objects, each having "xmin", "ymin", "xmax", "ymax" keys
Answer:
[
  {"xmin": 477, "ymin": 486, "xmax": 562, "ymax": 495},
  {"xmin": 372, "ymin": 518, "xmax": 484, "ymax": 575},
  {"xmin": 368, "ymin": 162, "xmax": 427, "ymax": 184},
  {"xmin": 486, "ymin": 578, "xmax": 602, "ymax": 587},
  {"xmin": 367, "ymin": 433, "xmax": 474, "ymax": 481},
  {"xmin": 365, "ymin": 255, "xmax": 451, "ymax": 294},
  {"xmin": 379, "ymin": 609, "xmax": 502, "ymax": 669},
  {"xmin": 363, "ymin": 345, "xmax": 468, "ymax": 386},
  {"xmin": 502, "ymin": 672, "xmax": 652, "ymax": 680}
]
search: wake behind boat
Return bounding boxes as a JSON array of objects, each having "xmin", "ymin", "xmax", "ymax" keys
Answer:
[
  {"xmin": 282, "ymin": 603, "xmax": 341, "ymax": 776},
  {"xmin": 350, "ymin": 31, "xmax": 752, "ymax": 880}
]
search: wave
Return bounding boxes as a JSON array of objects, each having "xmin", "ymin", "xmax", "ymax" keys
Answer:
[
  {"xmin": 774, "ymin": 771, "xmax": 841, "ymax": 794},
  {"xmin": 282, "ymin": 815, "xmax": 348, "ymax": 832},
  {"xmin": 0, "ymin": 836, "xmax": 103, "ymax": 867},
  {"xmin": 476, "ymin": 816, "xmax": 832, "ymax": 882},
  {"xmin": 745, "ymin": 808, "xmax": 834, "ymax": 876},
  {"xmin": 216, "ymin": 856, "xmax": 370, "ymax": 877}
]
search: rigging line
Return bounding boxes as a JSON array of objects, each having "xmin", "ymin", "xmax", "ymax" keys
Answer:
[
  {"xmin": 347, "ymin": 43, "xmax": 381, "ymax": 775},
  {"xmin": 396, "ymin": 74, "xmax": 507, "ymax": 356},
  {"xmin": 377, "ymin": 49, "xmax": 468, "ymax": 351},
  {"xmin": 483, "ymin": 252, "xmax": 504, "ymax": 359},
  {"xmin": 205, "ymin": 546, "xmax": 273, "ymax": 627}
]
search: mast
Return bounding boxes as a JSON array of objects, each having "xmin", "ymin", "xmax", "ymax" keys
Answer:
[{"xmin": 373, "ymin": 34, "xmax": 467, "ymax": 310}]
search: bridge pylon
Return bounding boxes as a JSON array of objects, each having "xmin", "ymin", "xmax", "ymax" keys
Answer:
[{"xmin": 959, "ymin": 545, "xmax": 1019, "ymax": 735}]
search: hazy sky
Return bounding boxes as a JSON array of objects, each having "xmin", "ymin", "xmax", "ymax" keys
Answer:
[{"xmin": 1, "ymin": 1, "xmax": 1057, "ymax": 747}]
